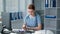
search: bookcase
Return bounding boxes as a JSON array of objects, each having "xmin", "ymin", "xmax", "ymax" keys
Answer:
[{"xmin": 44, "ymin": 0, "xmax": 60, "ymax": 34}]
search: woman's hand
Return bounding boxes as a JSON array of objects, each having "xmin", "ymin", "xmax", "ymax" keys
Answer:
[{"xmin": 22, "ymin": 25, "xmax": 27, "ymax": 30}]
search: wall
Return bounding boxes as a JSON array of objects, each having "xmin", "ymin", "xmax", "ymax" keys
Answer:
[
  {"xmin": 34, "ymin": 0, "xmax": 45, "ymax": 10},
  {"xmin": 0, "ymin": 0, "xmax": 3, "ymax": 18}
]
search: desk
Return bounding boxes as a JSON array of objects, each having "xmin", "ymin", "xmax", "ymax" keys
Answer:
[
  {"xmin": 3, "ymin": 29, "xmax": 54, "ymax": 34},
  {"xmin": 12, "ymin": 29, "xmax": 35, "ymax": 34}
]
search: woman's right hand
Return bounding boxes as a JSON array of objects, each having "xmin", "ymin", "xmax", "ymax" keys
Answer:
[{"xmin": 22, "ymin": 25, "xmax": 27, "ymax": 30}]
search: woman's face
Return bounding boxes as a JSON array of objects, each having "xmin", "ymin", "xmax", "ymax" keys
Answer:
[{"xmin": 28, "ymin": 9, "xmax": 35, "ymax": 15}]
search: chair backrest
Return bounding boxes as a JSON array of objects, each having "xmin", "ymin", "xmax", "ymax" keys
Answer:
[
  {"xmin": 1, "ymin": 12, "xmax": 11, "ymax": 30},
  {"xmin": 35, "ymin": 10, "xmax": 44, "ymax": 29}
]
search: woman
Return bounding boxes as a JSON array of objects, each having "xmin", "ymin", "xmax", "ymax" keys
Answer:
[{"xmin": 22, "ymin": 4, "xmax": 42, "ymax": 31}]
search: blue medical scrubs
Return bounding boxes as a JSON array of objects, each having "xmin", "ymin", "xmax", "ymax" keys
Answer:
[{"xmin": 24, "ymin": 13, "xmax": 41, "ymax": 27}]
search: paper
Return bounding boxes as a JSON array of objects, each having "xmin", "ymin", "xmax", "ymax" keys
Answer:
[{"xmin": 12, "ymin": 29, "xmax": 25, "ymax": 32}]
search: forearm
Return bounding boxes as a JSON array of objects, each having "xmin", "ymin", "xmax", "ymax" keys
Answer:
[
  {"xmin": 26, "ymin": 27, "xmax": 34, "ymax": 30},
  {"xmin": 26, "ymin": 25, "xmax": 42, "ymax": 30},
  {"xmin": 26, "ymin": 27, "xmax": 41, "ymax": 31},
  {"xmin": 33, "ymin": 27, "xmax": 42, "ymax": 30}
]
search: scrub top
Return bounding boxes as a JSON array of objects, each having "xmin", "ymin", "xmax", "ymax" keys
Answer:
[{"xmin": 24, "ymin": 13, "xmax": 41, "ymax": 27}]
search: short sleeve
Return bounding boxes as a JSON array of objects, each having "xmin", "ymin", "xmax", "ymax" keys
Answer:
[
  {"xmin": 24, "ymin": 16, "xmax": 27, "ymax": 25},
  {"xmin": 37, "ymin": 15, "xmax": 41, "ymax": 25}
]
